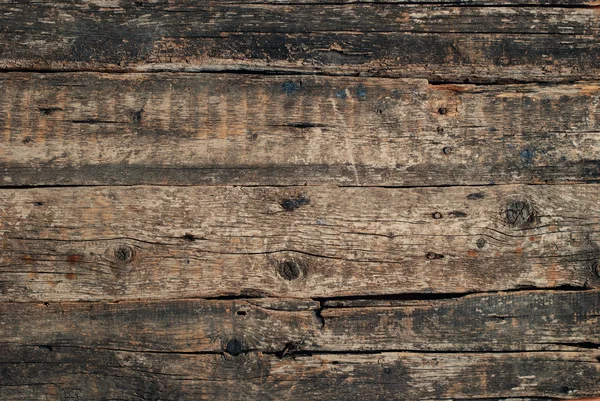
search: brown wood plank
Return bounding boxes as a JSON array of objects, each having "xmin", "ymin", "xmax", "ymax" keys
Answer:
[
  {"xmin": 2, "ymin": 290, "xmax": 598, "ymax": 353},
  {"xmin": 2, "ymin": 73, "xmax": 600, "ymax": 186},
  {"xmin": 1, "ymin": 346, "xmax": 598, "ymax": 400},
  {"xmin": 1, "ymin": 185, "xmax": 599, "ymax": 301},
  {"xmin": 1, "ymin": 4, "xmax": 599, "ymax": 82}
]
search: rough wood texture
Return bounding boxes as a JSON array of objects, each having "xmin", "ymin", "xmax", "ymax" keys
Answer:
[
  {"xmin": 2, "ymin": 73, "xmax": 600, "ymax": 187},
  {"xmin": 3, "ymin": 290, "xmax": 598, "ymax": 353},
  {"xmin": 1, "ymin": 4, "xmax": 600, "ymax": 82},
  {"xmin": 1, "ymin": 346, "xmax": 598, "ymax": 400},
  {"xmin": 1, "ymin": 185, "xmax": 600, "ymax": 301},
  {"xmin": 3, "ymin": 1, "xmax": 600, "ymax": 399}
]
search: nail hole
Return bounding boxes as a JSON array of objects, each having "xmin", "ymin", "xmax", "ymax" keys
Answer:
[
  {"xmin": 438, "ymin": 107, "xmax": 447, "ymax": 115},
  {"xmin": 226, "ymin": 339, "xmax": 242, "ymax": 356},
  {"xmin": 426, "ymin": 252, "xmax": 444, "ymax": 260},
  {"xmin": 383, "ymin": 367, "xmax": 392, "ymax": 374},
  {"xmin": 432, "ymin": 212, "xmax": 443, "ymax": 219},
  {"xmin": 34, "ymin": 201, "xmax": 43, "ymax": 206},
  {"xmin": 443, "ymin": 146, "xmax": 453, "ymax": 155},
  {"xmin": 131, "ymin": 109, "xmax": 144, "ymax": 123},
  {"xmin": 476, "ymin": 238, "xmax": 486, "ymax": 249},
  {"xmin": 237, "ymin": 310, "xmax": 246, "ymax": 316}
]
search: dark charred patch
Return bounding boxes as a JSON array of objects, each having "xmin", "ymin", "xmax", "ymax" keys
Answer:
[{"xmin": 281, "ymin": 194, "xmax": 310, "ymax": 212}]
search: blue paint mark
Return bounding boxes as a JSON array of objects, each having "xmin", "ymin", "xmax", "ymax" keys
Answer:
[
  {"xmin": 282, "ymin": 81, "xmax": 300, "ymax": 94},
  {"xmin": 520, "ymin": 148, "xmax": 535, "ymax": 166},
  {"xmin": 335, "ymin": 89, "xmax": 347, "ymax": 99},
  {"xmin": 355, "ymin": 84, "xmax": 367, "ymax": 99}
]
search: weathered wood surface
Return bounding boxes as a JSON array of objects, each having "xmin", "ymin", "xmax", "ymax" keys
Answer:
[
  {"xmin": 1, "ymin": 4, "xmax": 600, "ymax": 82},
  {"xmin": 1, "ymin": 346, "xmax": 598, "ymax": 400},
  {"xmin": 2, "ymin": 73, "xmax": 600, "ymax": 187},
  {"xmin": 1, "ymin": 184, "xmax": 600, "ymax": 301},
  {"xmin": 2, "ymin": 290, "xmax": 599, "ymax": 353}
]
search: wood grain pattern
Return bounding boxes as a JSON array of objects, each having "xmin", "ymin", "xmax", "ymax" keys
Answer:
[
  {"xmin": 3, "ymin": 290, "xmax": 598, "ymax": 353},
  {"xmin": 1, "ymin": 73, "xmax": 599, "ymax": 187},
  {"xmin": 1, "ymin": 346, "xmax": 598, "ymax": 400},
  {"xmin": 1, "ymin": 4, "xmax": 600, "ymax": 82},
  {"xmin": 1, "ymin": 184, "xmax": 599, "ymax": 301}
]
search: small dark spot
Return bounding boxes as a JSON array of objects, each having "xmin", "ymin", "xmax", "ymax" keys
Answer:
[
  {"xmin": 355, "ymin": 84, "xmax": 367, "ymax": 99},
  {"xmin": 443, "ymin": 146, "xmax": 453, "ymax": 155},
  {"xmin": 38, "ymin": 107, "xmax": 63, "ymax": 115},
  {"xmin": 131, "ymin": 109, "xmax": 144, "ymax": 123},
  {"xmin": 561, "ymin": 386, "xmax": 570, "ymax": 394},
  {"xmin": 226, "ymin": 339, "xmax": 242, "ymax": 356},
  {"xmin": 67, "ymin": 254, "xmax": 82, "ymax": 264},
  {"xmin": 23, "ymin": 137, "xmax": 34, "ymax": 144},
  {"xmin": 282, "ymin": 81, "xmax": 300, "ymax": 94},
  {"xmin": 505, "ymin": 200, "xmax": 537, "ymax": 228},
  {"xmin": 114, "ymin": 245, "xmax": 135, "ymax": 264},
  {"xmin": 437, "ymin": 127, "xmax": 444, "ymax": 134},
  {"xmin": 438, "ymin": 107, "xmax": 447, "ymax": 115},
  {"xmin": 476, "ymin": 238, "xmax": 486, "ymax": 249},
  {"xmin": 281, "ymin": 194, "xmax": 310, "ymax": 211},
  {"xmin": 42, "ymin": 302, "xmax": 49, "ymax": 307},
  {"xmin": 387, "ymin": 232, "xmax": 395, "ymax": 239},
  {"xmin": 449, "ymin": 211, "xmax": 467, "ymax": 218},
  {"xmin": 383, "ymin": 367, "xmax": 392, "ymax": 374},
  {"xmin": 426, "ymin": 252, "xmax": 444, "ymax": 260},
  {"xmin": 248, "ymin": 131, "xmax": 259, "ymax": 141},
  {"xmin": 39, "ymin": 345, "xmax": 53, "ymax": 352},
  {"xmin": 183, "ymin": 233, "xmax": 196, "ymax": 242},
  {"xmin": 332, "ymin": 361, "xmax": 340, "ymax": 365},
  {"xmin": 278, "ymin": 259, "xmax": 302, "ymax": 281},
  {"xmin": 432, "ymin": 212, "xmax": 443, "ymax": 219},
  {"xmin": 467, "ymin": 192, "xmax": 485, "ymax": 200},
  {"xmin": 237, "ymin": 310, "xmax": 246, "ymax": 316},
  {"xmin": 34, "ymin": 201, "xmax": 43, "ymax": 206},
  {"xmin": 377, "ymin": 108, "xmax": 383, "ymax": 114},
  {"xmin": 520, "ymin": 148, "xmax": 535, "ymax": 166},
  {"xmin": 65, "ymin": 273, "xmax": 77, "ymax": 280},
  {"xmin": 335, "ymin": 89, "xmax": 347, "ymax": 99}
]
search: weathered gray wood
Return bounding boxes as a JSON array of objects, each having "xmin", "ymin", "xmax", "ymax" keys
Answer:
[
  {"xmin": 1, "ymin": 73, "xmax": 600, "ymax": 186},
  {"xmin": 1, "ymin": 185, "xmax": 599, "ymax": 301},
  {"xmin": 1, "ymin": 346, "xmax": 598, "ymax": 400},
  {"xmin": 2, "ymin": 290, "xmax": 598, "ymax": 353},
  {"xmin": 1, "ymin": 4, "xmax": 600, "ymax": 82}
]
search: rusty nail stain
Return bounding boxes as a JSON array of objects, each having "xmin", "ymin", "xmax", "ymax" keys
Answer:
[
  {"xmin": 114, "ymin": 245, "xmax": 135, "ymax": 264},
  {"xmin": 67, "ymin": 254, "xmax": 82, "ymax": 264}
]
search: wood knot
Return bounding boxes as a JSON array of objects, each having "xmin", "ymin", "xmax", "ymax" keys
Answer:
[
  {"xmin": 591, "ymin": 260, "xmax": 600, "ymax": 277},
  {"xmin": 114, "ymin": 245, "xmax": 135, "ymax": 264},
  {"xmin": 505, "ymin": 200, "xmax": 537, "ymax": 228},
  {"xmin": 278, "ymin": 259, "xmax": 305, "ymax": 281},
  {"xmin": 281, "ymin": 194, "xmax": 309, "ymax": 212},
  {"xmin": 131, "ymin": 109, "xmax": 144, "ymax": 123},
  {"xmin": 226, "ymin": 339, "xmax": 242, "ymax": 356},
  {"xmin": 476, "ymin": 238, "xmax": 486, "ymax": 249}
]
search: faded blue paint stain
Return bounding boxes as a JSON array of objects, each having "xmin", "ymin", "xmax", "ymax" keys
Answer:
[
  {"xmin": 282, "ymin": 81, "xmax": 300, "ymax": 94},
  {"xmin": 335, "ymin": 89, "xmax": 347, "ymax": 99},
  {"xmin": 355, "ymin": 84, "xmax": 367, "ymax": 99},
  {"xmin": 520, "ymin": 148, "xmax": 535, "ymax": 166}
]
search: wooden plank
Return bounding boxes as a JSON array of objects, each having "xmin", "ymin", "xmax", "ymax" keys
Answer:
[
  {"xmin": 2, "ymin": 73, "xmax": 600, "ymax": 187},
  {"xmin": 1, "ymin": 346, "xmax": 598, "ymax": 400},
  {"xmin": 1, "ymin": 0, "xmax": 597, "ymax": 5},
  {"xmin": 2, "ymin": 291, "xmax": 598, "ymax": 353},
  {"xmin": 1, "ymin": 4, "xmax": 600, "ymax": 82},
  {"xmin": 1, "ymin": 185, "xmax": 599, "ymax": 301}
]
